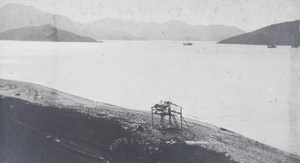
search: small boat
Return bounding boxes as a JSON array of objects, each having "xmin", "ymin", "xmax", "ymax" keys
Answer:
[
  {"xmin": 291, "ymin": 45, "xmax": 299, "ymax": 48},
  {"xmin": 267, "ymin": 45, "xmax": 276, "ymax": 48},
  {"xmin": 183, "ymin": 42, "xmax": 193, "ymax": 46}
]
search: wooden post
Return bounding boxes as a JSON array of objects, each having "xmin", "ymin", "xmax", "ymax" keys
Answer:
[
  {"xmin": 180, "ymin": 107, "xmax": 183, "ymax": 128},
  {"xmin": 168, "ymin": 107, "xmax": 171, "ymax": 127},
  {"xmin": 151, "ymin": 107, "xmax": 153, "ymax": 127}
]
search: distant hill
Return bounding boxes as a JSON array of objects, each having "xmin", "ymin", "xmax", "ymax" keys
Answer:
[
  {"xmin": 0, "ymin": 3, "xmax": 244, "ymax": 41},
  {"xmin": 0, "ymin": 24, "xmax": 97, "ymax": 42},
  {"xmin": 0, "ymin": 4, "xmax": 76, "ymax": 34},
  {"xmin": 85, "ymin": 18, "xmax": 244, "ymax": 41},
  {"xmin": 218, "ymin": 20, "xmax": 300, "ymax": 46}
]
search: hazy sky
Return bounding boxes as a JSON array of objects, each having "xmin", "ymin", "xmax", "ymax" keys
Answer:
[{"xmin": 0, "ymin": 0, "xmax": 299, "ymax": 31}]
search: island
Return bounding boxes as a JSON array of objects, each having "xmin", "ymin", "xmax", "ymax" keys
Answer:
[
  {"xmin": 218, "ymin": 20, "xmax": 300, "ymax": 47},
  {"xmin": 0, "ymin": 24, "xmax": 97, "ymax": 42}
]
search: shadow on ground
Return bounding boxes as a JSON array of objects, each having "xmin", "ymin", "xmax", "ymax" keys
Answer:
[{"xmin": 0, "ymin": 96, "xmax": 237, "ymax": 163}]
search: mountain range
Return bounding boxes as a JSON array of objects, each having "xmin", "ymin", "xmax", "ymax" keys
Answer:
[
  {"xmin": 0, "ymin": 3, "xmax": 244, "ymax": 41},
  {"xmin": 218, "ymin": 20, "xmax": 300, "ymax": 46}
]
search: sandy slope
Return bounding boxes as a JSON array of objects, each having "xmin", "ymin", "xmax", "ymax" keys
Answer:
[
  {"xmin": 1, "ymin": 79, "xmax": 299, "ymax": 163},
  {"xmin": 0, "ymin": 78, "xmax": 118, "ymax": 109}
]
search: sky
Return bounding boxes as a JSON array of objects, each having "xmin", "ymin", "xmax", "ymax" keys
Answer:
[{"xmin": 0, "ymin": 0, "xmax": 300, "ymax": 32}]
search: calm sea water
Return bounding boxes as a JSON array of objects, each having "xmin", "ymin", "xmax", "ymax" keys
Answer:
[{"xmin": 0, "ymin": 40, "xmax": 299, "ymax": 155}]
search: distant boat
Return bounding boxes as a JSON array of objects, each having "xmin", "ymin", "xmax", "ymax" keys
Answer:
[
  {"xmin": 183, "ymin": 42, "xmax": 193, "ymax": 46},
  {"xmin": 291, "ymin": 45, "xmax": 299, "ymax": 48},
  {"xmin": 267, "ymin": 45, "xmax": 276, "ymax": 48}
]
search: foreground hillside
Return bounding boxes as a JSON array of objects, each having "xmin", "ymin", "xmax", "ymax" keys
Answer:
[
  {"xmin": 1, "ymin": 79, "xmax": 299, "ymax": 163},
  {"xmin": 0, "ymin": 24, "xmax": 97, "ymax": 42},
  {"xmin": 218, "ymin": 20, "xmax": 300, "ymax": 46}
]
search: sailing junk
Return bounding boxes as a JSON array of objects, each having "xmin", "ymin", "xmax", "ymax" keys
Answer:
[
  {"xmin": 183, "ymin": 42, "xmax": 193, "ymax": 46},
  {"xmin": 151, "ymin": 101, "xmax": 183, "ymax": 128},
  {"xmin": 267, "ymin": 45, "xmax": 277, "ymax": 48}
]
